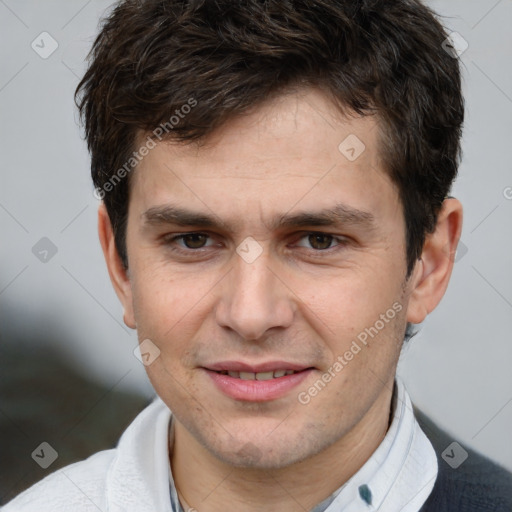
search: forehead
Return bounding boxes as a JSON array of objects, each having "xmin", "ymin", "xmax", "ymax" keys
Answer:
[
  {"xmin": 140, "ymin": 88, "xmax": 382, "ymax": 171},
  {"xmin": 130, "ymin": 87, "xmax": 399, "ymax": 229}
]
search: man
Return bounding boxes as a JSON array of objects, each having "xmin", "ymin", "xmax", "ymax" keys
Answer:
[{"xmin": 4, "ymin": 0, "xmax": 511, "ymax": 511}]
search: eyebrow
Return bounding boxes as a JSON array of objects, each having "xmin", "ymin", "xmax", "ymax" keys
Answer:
[{"xmin": 141, "ymin": 203, "xmax": 376, "ymax": 232}]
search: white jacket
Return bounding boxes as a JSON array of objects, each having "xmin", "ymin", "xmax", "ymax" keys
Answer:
[
  {"xmin": 3, "ymin": 378, "xmax": 437, "ymax": 512},
  {"xmin": 2, "ymin": 397, "xmax": 174, "ymax": 511}
]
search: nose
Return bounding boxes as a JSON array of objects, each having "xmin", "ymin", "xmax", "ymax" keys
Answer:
[{"xmin": 214, "ymin": 249, "xmax": 295, "ymax": 341}]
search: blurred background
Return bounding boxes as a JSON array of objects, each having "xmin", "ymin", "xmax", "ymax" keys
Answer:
[{"xmin": 1, "ymin": 0, "xmax": 511, "ymax": 504}]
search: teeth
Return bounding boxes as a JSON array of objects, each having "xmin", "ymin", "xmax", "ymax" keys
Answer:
[
  {"xmin": 255, "ymin": 371, "xmax": 274, "ymax": 381},
  {"xmin": 222, "ymin": 370, "xmax": 297, "ymax": 380}
]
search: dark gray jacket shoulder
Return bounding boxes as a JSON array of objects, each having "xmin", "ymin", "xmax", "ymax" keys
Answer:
[{"xmin": 414, "ymin": 406, "xmax": 512, "ymax": 512}]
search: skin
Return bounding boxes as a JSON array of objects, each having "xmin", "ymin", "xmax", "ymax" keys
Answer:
[{"xmin": 98, "ymin": 87, "xmax": 463, "ymax": 511}]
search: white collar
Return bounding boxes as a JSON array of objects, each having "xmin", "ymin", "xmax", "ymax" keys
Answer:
[
  {"xmin": 321, "ymin": 375, "xmax": 438, "ymax": 512},
  {"xmin": 105, "ymin": 394, "xmax": 173, "ymax": 511},
  {"xmin": 104, "ymin": 377, "xmax": 437, "ymax": 512}
]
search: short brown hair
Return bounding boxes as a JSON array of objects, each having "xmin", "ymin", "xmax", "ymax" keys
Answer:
[{"xmin": 76, "ymin": 0, "xmax": 464, "ymax": 277}]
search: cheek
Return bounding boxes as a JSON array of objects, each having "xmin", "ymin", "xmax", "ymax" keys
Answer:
[
  {"xmin": 130, "ymin": 268, "xmax": 201, "ymax": 343},
  {"xmin": 296, "ymin": 270, "xmax": 402, "ymax": 335},
  {"xmin": 292, "ymin": 273, "xmax": 406, "ymax": 379}
]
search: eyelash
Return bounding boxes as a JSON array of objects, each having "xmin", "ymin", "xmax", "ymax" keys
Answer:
[{"xmin": 163, "ymin": 232, "xmax": 349, "ymax": 256}]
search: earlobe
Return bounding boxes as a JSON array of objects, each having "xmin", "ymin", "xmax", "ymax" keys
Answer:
[
  {"xmin": 406, "ymin": 198, "xmax": 463, "ymax": 324},
  {"xmin": 97, "ymin": 203, "xmax": 136, "ymax": 329}
]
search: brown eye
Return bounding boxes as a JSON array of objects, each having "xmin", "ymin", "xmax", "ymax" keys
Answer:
[
  {"xmin": 294, "ymin": 232, "xmax": 347, "ymax": 253},
  {"xmin": 180, "ymin": 233, "xmax": 209, "ymax": 249},
  {"xmin": 307, "ymin": 233, "xmax": 334, "ymax": 250}
]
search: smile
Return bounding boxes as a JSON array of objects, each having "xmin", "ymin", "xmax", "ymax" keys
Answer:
[
  {"xmin": 216, "ymin": 370, "xmax": 298, "ymax": 380},
  {"xmin": 204, "ymin": 363, "xmax": 314, "ymax": 402}
]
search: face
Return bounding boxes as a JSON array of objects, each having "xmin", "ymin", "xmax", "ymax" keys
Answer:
[{"xmin": 118, "ymin": 87, "xmax": 416, "ymax": 468}]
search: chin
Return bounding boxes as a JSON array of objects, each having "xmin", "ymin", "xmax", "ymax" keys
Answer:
[
  {"xmin": 215, "ymin": 444, "xmax": 304, "ymax": 469},
  {"xmin": 202, "ymin": 426, "xmax": 323, "ymax": 470}
]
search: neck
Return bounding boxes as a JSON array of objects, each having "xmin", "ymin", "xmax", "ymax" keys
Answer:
[{"xmin": 170, "ymin": 384, "xmax": 394, "ymax": 512}]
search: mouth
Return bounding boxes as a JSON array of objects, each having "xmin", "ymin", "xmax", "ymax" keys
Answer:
[
  {"xmin": 203, "ymin": 362, "xmax": 314, "ymax": 402},
  {"xmin": 215, "ymin": 369, "xmax": 300, "ymax": 380}
]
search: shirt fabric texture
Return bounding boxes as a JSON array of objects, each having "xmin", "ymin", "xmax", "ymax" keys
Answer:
[
  {"xmin": 171, "ymin": 376, "xmax": 438, "ymax": 512},
  {"xmin": 3, "ymin": 377, "xmax": 511, "ymax": 511}
]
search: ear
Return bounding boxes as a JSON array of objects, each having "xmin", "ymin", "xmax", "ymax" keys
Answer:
[
  {"xmin": 406, "ymin": 198, "xmax": 463, "ymax": 324},
  {"xmin": 97, "ymin": 203, "xmax": 136, "ymax": 329}
]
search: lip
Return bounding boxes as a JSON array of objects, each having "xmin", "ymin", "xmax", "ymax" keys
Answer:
[{"xmin": 203, "ymin": 363, "xmax": 314, "ymax": 402}]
